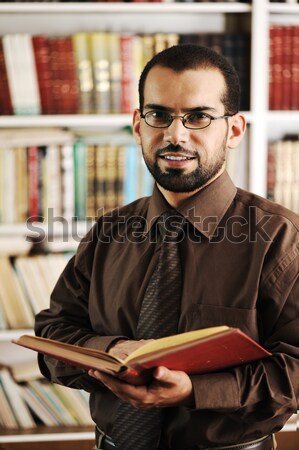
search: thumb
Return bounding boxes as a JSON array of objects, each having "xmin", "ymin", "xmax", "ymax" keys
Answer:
[{"xmin": 153, "ymin": 366, "xmax": 175, "ymax": 383}]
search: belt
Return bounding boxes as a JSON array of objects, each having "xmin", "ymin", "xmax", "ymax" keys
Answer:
[{"xmin": 96, "ymin": 429, "xmax": 274, "ymax": 450}]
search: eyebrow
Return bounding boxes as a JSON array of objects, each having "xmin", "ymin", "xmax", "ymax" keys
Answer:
[{"xmin": 143, "ymin": 103, "xmax": 219, "ymax": 114}]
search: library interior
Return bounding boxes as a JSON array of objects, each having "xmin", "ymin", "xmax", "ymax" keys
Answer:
[{"xmin": 0, "ymin": 0, "xmax": 298, "ymax": 449}]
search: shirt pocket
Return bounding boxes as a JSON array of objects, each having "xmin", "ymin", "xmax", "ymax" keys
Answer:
[{"xmin": 183, "ymin": 304, "xmax": 259, "ymax": 342}]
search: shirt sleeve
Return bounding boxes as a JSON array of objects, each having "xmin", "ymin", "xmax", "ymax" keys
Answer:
[
  {"xmin": 34, "ymin": 223, "xmax": 127, "ymax": 393},
  {"xmin": 190, "ymin": 243, "xmax": 299, "ymax": 432}
]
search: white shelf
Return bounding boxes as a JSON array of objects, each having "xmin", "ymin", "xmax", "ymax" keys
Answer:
[
  {"xmin": 268, "ymin": 4, "xmax": 299, "ymax": 14},
  {"xmin": 0, "ymin": 2, "xmax": 252, "ymax": 14},
  {"xmin": 267, "ymin": 111, "xmax": 299, "ymax": 121},
  {"xmin": 0, "ymin": 112, "xmax": 255, "ymax": 128},
  {"xmin": 0, "ymin": 431, "xmax": 94, "ymax": 443},
  {"xmin": 0, "ymin": 329, "xmax": 33, "ymax": 342},
  {"xmin": 0, "ymin": 114, "xmax": 132, "ymax": 129}
]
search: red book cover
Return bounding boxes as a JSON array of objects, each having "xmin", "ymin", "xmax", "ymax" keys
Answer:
[
  {"xmin": 291, "ymin": 26, "xmax": 299, "ymax": 110},
  {"xmin": 281, "ymin": 26, "xmax": 293, "ymax": 110},
  {"xmin": 0, "ymin": 38, "xmax": 13, "ymax": 115},
  {"xmin": 32, "ymin": 35, "xmax": 54, "ymax": 115},
  {"xmin": 61, "ymin": 36, "xmax": 79, "ymax": 114},
  {"xmin": 267, "ymin": 142, "xmax": 276, "ymax": 202},
  {"xmin": 14, "ymin": 326, "xmax": 271, "ymax": 386},
  {"xmin": 48, "ymin": 37, "xmax": 79, "ymax": 114},
  {"xmin": 27, "ymin": 145, "xmax": 40, "ymax": 222},
  {"xmin": 120, "ymin": 34, "xmax": 135, "ymax": 114},
  {"xmin": 269, "ymin": 26, "xmax": 284, "ymax": 111}
]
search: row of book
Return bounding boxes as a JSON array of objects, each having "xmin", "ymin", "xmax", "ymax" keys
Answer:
[
  {"xmin": 269, "ymin": 25, "xmax": 299, "ymax": 110},
  {"xmin": 267, "ymin": 136, "xmax": 299, "ymax": 214},
  {"xmin": 0, "ymin": 31, "xmax": 251, "ymax": 116},
  {"xmin": 0, "ymin": 366, "xmax": 93, "ymax": 429},
  {"xmin": 0, "ymin": 128, "xmax": 153, "ymax": 224},
  {"xmin": 0, "ymin": 253, "xmax": 72, "ymax": 329}
]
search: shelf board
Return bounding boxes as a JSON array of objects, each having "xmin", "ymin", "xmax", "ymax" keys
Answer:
[
  {"xmin": 0, "ymin": 114, "xmax": 132, "ymax": 129},
  {"xmin": 0, "ymin": 428, "xmax": 94, "ymax": 443},
  {"xmin": 268, "ymin": 4, "xmax": 299, "ymax": 14},
  {"xmin": 0, "ymin": 2, "xmax": 252, "ymax": 14},
  {"xmin": 267, "ymin": 111, "xmax": 299, "ymax": 121},
  {"xmin": 0, "ymin": 112, "xmax": 256, "ymax": 128},
  {"xmin": 0, "ymin": 329, "xmax": 33, "ymax": 342}
]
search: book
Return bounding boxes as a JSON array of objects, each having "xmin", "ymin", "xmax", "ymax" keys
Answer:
[
  {"xmin": 90, "ymin": 32, "xmax": 111, "ymax": 114},
  {"xmin": 0, "ymin": 368, "xmax": 36, "ymax": 429},
  {"xmin": 0, "ymin": 37, "xmax": 13, "ymax": 115},
  {"xmin": 2, "ymin": 34, "xmax": 41, "ymax": 115},
  {"xmin": 72, "ymin": 32, "xmax": 94, "ymax": 114},
  {"xmin": 0, "ymin": 256, "xmax": 34, "ymax": 329},
  {"xmin": 32, "ymin": 35, "xmax": 54, "ymax": 115},
  {"xmin": 13, "ymin": 326, "xmax": 271, "ymax": 386}
]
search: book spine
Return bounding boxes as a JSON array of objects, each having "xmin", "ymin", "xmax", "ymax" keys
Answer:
[
  {"xmin": 72, "ymin": 32, "xmax": 94, "ymax": 114},
  {"xmin": 281, "ymin": 26, "xmax": 292, "ymax": 110},
  {"xmin": 28, "ymin": 145, "xmax": 40, "ymax": 221},
  {"xmin": 32, "ymin": 35, "xmax": 55, "ymax": 114},
  {"xmin": 90, "ymin": 32, "xmax": 111, "ymax": 114},
  {"xmin": 120, "ymin": 34, "xmax": 135, "ymax": 114},
  {"xmin": 269, "ymin": 26, "xmax": 284, "ymax": 110},
  {"xmin": 73, "ymin": 140, "xmax": 87, "ymax": 220},
  {"xmin": 291, "ymin": 26, "xmax": 299, "ymax": 110},
  {"xmin": 0, "ymin": 38, "xmax": 13, "ymax": 115}
]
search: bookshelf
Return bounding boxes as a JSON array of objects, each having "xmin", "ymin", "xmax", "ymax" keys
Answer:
[{"xmin": 0, "ymin": 1, "xmax": 298, "ymax": 447}]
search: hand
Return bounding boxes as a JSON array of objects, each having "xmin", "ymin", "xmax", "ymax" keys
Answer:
[
  {"xmin": 108, "ymin": 339, "xmax": 153, "ymax": 360},
  {"xmin": 88, "ymin": 366, "xmax": 194, "ymax": 409}
]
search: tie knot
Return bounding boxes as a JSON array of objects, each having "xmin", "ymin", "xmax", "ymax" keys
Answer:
[{"xmin": 158, "ymin": 211, "xmax": 186, "ymax": 242}]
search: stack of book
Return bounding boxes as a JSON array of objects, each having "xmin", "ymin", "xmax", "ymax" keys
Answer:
[
  {"xmin": 0, "ymin": 30, "xmax": 251, "ymax": 116},
  {"xmin": 269, "ymin": 25, "xmax": 299, "ymax": 110},
  {"xmin": 267, "ymin": 135, "xmax": 299, "ymax": 213},
  {"xmin": 0, "ymin": 365, "xmax": 93, "ymax": 430}
]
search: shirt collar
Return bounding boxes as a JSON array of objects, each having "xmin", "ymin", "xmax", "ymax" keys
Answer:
[{"xmin": 146, "ymin": 171, "xmax": 237, "ymax": 239}]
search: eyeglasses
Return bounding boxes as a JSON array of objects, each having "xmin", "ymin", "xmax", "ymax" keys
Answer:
[{"xmin": 140, "ymin": 110, "xmax": 236, "ymax": 130}]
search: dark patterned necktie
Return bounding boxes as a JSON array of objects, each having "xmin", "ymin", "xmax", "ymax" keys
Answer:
[{"xmin": 112, "ymin": 211, "xmax": 185, "ymax": 450}]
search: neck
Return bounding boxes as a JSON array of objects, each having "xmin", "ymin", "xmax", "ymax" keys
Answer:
[{"xmin": 157, "ymin": 167, "xmax": 225, "ymax": 208}]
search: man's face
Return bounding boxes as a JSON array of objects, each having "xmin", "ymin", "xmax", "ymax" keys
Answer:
[{"xmin": 133, "ymin": 66, "xmax": 233, "ymax": 194}]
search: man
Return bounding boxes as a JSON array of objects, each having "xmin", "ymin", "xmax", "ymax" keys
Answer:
[{"xmin": 35, "ymin": 45, "xmax": 299, "ymax": 450}]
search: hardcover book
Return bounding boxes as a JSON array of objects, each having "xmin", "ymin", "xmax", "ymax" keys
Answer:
[{"xmin": 14, "ymin": 326, "xmax": 271, "ymax": 386}]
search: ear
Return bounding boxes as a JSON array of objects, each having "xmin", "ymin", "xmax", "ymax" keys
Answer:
[
  {"xmin": 227, "ymin": 113, "xmax": 247, "ymax": 149},
  {"xmin": 133, "ymin": 109, "xmax": 142, "ymax": 146}
]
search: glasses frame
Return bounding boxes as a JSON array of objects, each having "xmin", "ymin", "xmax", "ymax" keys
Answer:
[{"xmin": 140, "ymin": 110, "xmax": 236, "ymax": 130}]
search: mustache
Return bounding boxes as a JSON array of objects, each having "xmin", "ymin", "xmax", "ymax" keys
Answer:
[{"xmin": 156, "ymin": 144, "xmax": 198, "ymax": 158}]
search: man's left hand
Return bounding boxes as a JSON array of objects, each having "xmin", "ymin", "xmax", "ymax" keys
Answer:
[{"xmin": 88, "ymin": 366, "xmax": 194, "ymax": 409}]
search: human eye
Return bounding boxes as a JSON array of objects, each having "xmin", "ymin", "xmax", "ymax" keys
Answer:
[
  {"xmin": 147, "ymin": 110, "xmax": 171, "ymax": 126},
  {"xmin": 185, "ymin": 112, "xmax": 210, "ymax": 127}
]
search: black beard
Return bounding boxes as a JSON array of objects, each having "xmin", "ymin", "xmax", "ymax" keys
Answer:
[{"xmin": 142, "ymin": 145, "xmax": 226, "ymax": 193}]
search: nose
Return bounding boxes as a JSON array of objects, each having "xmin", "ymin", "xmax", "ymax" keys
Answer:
[{"xmin": 163, "ymin": 116, "xmax": 190, "ymax": 145}]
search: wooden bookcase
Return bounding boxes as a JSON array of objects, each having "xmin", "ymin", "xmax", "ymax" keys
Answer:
[{"xmin": 0, "ymin": 0, "xmax": 298, "ymax": 447}]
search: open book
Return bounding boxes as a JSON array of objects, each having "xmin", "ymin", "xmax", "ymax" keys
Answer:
[{"xmin": 13, "ymin": 326, "xmax": 271, "ymax": 385}]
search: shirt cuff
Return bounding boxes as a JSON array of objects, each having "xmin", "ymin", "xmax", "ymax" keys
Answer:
[
  {"xmin": 82, "ymin": 335, "xmax": 129, "ymax": 353},
  {"xmin": 191, "ymin": 372, "xmax": 240, "ymax": 411}
]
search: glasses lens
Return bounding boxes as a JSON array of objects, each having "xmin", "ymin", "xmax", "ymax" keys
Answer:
[
  {"xmin": 145, "ymin": 111, "xmax": 171, "ymax": 128},
  {"xmin": 184, "ymin": 112, "xmax": 211, "ymax": 129}
]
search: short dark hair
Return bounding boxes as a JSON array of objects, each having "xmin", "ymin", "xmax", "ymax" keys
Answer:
[{"xmin": 138, "ymin": 44, "xmax": 240, "ymax": 115}]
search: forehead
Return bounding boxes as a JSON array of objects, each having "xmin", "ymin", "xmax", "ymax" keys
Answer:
[{"xmin": 143, "ymin": 66, "xmax": 226, "ymax": 111}]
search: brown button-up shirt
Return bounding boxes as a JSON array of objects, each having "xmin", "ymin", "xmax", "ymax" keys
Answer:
[{"xmin": 35, "ymin": 171, "xmax": 299, "ymax": 449}]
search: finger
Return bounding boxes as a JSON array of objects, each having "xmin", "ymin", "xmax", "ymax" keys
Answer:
[{"xmin": 153, "ymin": 366, "xmax": 177, "ymax": 384}]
